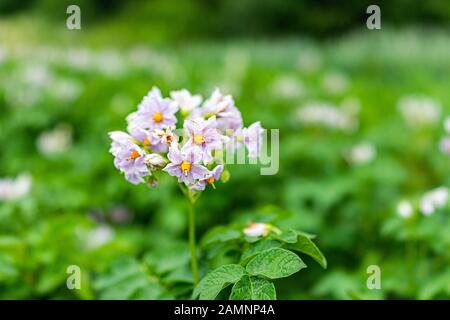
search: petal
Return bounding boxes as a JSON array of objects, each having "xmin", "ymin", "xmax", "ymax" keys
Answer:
[
  {"xmin": 167, "ymin": 146, "xmax": 182, "ymax": 164},
  {"xmin": 190, "ymin": 164, "xmax": 209, "ymax": 180},
  {"xmin": 163, "ymin": 163, "xmax": 182, "ymax": 177}
]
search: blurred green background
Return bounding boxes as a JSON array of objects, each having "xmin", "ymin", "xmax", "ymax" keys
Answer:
[{"xmin": 0, "ymin": 0, "xmax": 450, "ymax": 299}]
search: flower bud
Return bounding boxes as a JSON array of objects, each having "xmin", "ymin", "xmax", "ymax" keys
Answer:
[
  {"xmin": 144, "ymin": 153, "xmax": 167, "ymax": 170},
  {"xmin": 243, "ymin": 222, "xmax": 271, "ymax": 237},
  {"xmin": 147, "ymin": 176, "xmax": 158, "ymax": 188},
  {"xmin": 220, "ymin": 169, "xmax": 230, "ymax": 183}
]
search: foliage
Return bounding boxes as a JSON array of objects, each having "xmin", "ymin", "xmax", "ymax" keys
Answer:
[{"xmin": 0, "ymin": 13, "xmax": 449, "ymax": 299}]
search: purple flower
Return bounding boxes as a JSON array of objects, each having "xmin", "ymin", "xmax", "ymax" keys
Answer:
[
  {"xmin": 183, "ymin": 117, "xmax": 227, "ymax": 164},
  {"xmin": 191, "ymin": 89, "xmax": 243, "ymax": 132},
  {"xmin": 190, "ymin": 165, "xmax": 224, "ymax": 191},
  {"xmin": 145, "ymin": 86, "xmax": 163, "ymax": 100},
  {"xmin": 243, "ymin": 122, "xmax": 264, "ymax": 158},
  {"xmin": 226, "ymin": 122, "xmax": 265, "ymax": 158},
  {"xmin": 152, "ymin": 126, "xmax": 179, "ymax": 148},
  {"xmin": 131, "ymin": 89, "xmax": 178, "ymax": 131},
  {"xmin": 130, "ymin": 128, "xmax": 167, "ymax": 153},
  {"xmin": 170, "ymin": 89, "xmax": 202, "ymax": 115},
  {"xmin": 109, "ymin": 131, "xmax": 149, "ymax": 184},
  {"xmin": 109, "ymin": 131, "xmax": 134, "ymax": 156},
  {"xmin": 163, "ymin": 146, "xmax": 209, "ymax": 185}
]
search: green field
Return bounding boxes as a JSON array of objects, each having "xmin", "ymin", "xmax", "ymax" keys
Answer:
[{"xmin": 1, "ymin": 14, "xmax": 450, "ymax": 299}]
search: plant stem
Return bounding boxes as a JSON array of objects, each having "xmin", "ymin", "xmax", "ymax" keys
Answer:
[{"xmin": 186, "ymin": 192, "xmax": 200, "ymax": 286}]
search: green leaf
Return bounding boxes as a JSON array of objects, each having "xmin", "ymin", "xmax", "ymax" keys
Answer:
[
  {"xmin": 246, "ymin": 248, "xmax": 306, "ymax": 279},
  {"xmin": 230, "ymin": 276, "xmax": 276, "ymax": 300},
  {"xmin": 132, "ymin": 284, "xmax": 166, "ymax": 300},
  {"xmin": 288, "ymin": 233, "xmax": 327, "ymax": 269},
  {"xmin": 272, "ymin": 229, "xmax": 298, "ymax": 243},
  {"xmin": 0, "ymin": 255, "xmax": 18, "ymax": 282},
  {"xmin": 162, "ymin": 267, "xmax": 193, "ymax": 284},
  {"xmin": 201, "ymin": 226, "xmax": 241, "ymax": 247},
  {"xmin": 240, "ymin": 240, "xmax": 281, "ymax": 264},
  {"xmin": 94, "ymin": 257, "xmax": 164, "ymax": 300},
  {"xmin": 193, "ymin": 264, "xmax": 245, "ymax": 300},
  {"xmin": 143, "ymin": 247, "xmax": 190, "ymax": 275}
]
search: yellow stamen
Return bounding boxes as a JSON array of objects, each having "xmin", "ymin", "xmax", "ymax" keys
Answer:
[
  {"xmin": 181, "ymin": 161, "xmax": 191, "ymax": 175},
  {"xmin": 143, "ymin": 137, "xmax": 151, "ymax": 146},
  {"xmin": 206, "ymin": 177, "xmax": 215, "ymax": 184},
  {"xmin": 193, "ymin": 134, "xmax": 205, "ymax": 145},
  {"xmin": 130, "ymin": 150, "xmax": 140, "ymax": 160},
  {"xmin": 153, "ymin": 112, "xmax": 163, "ymax": 123}
]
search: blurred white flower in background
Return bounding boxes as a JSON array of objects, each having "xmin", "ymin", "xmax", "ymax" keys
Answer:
[
  {"xmin": 340, "ymin": 96, "xmax": 361, "ymax": 115},
  {"xmin": 4, "ymin": 63, "xmax": 53, "ymax": 108},
  {"xmin": 397, "ymin": 95, "xmax": 441, "ymax": 128},
  {"xmin": 440, "ymin": 137, "xmax": 450, "ymax": 155},
  {"xmin": 65, "ymin": 47, "xmax": 94, "ymax": 71},
  {"xmin": 128, "ymin": 46, "xmax": 180, "ymax": 82},
  {"xmin": 440, "ymin": 117, "xmax": 450, "ymax": 155},
  {"xmin": 87, "ymin": 225, "xmax": 114, "ymax": 249},
  {"xmin": 444, "ymin": 117, "xmax": 450, "ymax": 133},
  {"xmin": 345, "ymin": 142, "xmax": 377, "ymax": 165},
  {"xmin": 219, "ymin": 48, "xmax": 250, "ymax": 96},
  {"xmin": 95, "ymin": 50, "xmax": 126, "ymax": 78},
  {"xmin": 296, "ymin": 101, "xmax": 359, "ymax": 133},
  {"xmin": 397, "ymin": 200, "xmax": 413, "ymax": 218},
  {"xmin": 271, "ymin": 75, "xmax": 305, "ymax": 99},
  {"xmin": 0, "ymin": 173, "xmax": 32, "ymax": 201},
  {"xmin": 297, "ymin": 48, "xmax": 322, "ymax": 74},
  {"xmin": 4, "ymin": 85, "xmax": 42, "ymax": 108},
  {"xmin": 36, "ymin": 124, "xmax": 73, "ymax": 156},
  {"xmin": 21, "ymin": 63, "xmax": 53, "ymax": 87},
  {"xmin": 420, "ymin": 187, "xmax": 449, "ymax": 216},
  {"xmin": 322, "ymin": 71, "xmax": 350, "ymax": 95},
  {"xmin": 51, "ymin": 78, "xmax": 83, "ymax": 102}
]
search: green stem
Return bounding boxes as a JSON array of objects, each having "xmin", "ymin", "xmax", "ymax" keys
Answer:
[{"xmin": 185, "ymin": 189, "xmax": 200, "ymax": 286}]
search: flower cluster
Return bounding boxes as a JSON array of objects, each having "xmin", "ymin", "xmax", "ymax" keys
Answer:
[{"xmin": 109, "ymin": 87, "xmax": 265, "ymax": 191}]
